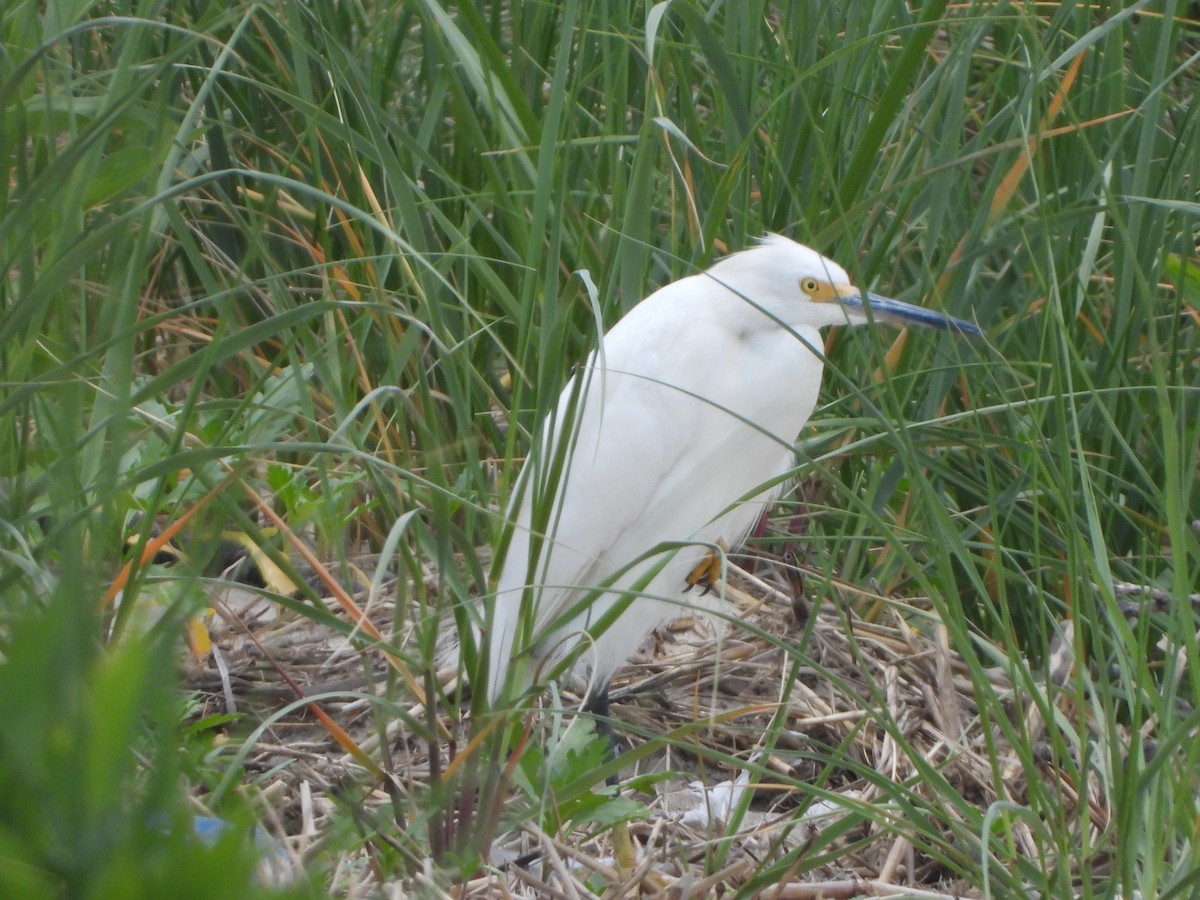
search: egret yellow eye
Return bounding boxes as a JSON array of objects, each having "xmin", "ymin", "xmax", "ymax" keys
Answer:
[{"xmin": 800, "ymin": 278, "xmax": 844, "ymax": 303}]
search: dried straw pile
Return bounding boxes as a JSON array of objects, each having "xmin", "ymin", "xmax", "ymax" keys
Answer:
[{"xmin": 183, "ymin": 558, "xmax": 1109, "ymax": 898}]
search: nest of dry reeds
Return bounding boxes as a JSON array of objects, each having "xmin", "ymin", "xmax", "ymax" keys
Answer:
[{"xmin": 182, "ymin": 554, "xmax": 1117, "ymax": 898}]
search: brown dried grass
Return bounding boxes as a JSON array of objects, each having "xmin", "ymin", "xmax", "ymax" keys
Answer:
[{"xmin": 182, "ymin": 555, "xmax": 1116, "ymax": 898}]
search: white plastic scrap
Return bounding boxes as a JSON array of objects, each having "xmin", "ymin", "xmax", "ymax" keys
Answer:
[{"xmin": 679, "ymin": 765, "xmax": 754, "ymax": 828}]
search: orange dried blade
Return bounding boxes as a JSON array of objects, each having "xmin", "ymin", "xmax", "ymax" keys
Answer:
[
  {"xmin": 1045, "ymin": 45, "xmax": 1084, "ymax": 120},
  {"xmin": 1077, "ymin": 310, "xmax": 1106, "ymax": 344},
  {"xmin": 101, "ymin": 476, "xmax": 233, "ymax": 608},
  {"xmin": 358, "ymin": 165, "xmax": 390, "ymax": 230},
  {"xmin": 990, "ymin": 148, "xmax": 1031, "ymax": 221},
  {"xmin": 226, "ymin": 595, "xmax": 384, "ymax": 778},
  {"xmin": 309, "ymin": 238, "xmax": 362, "ymax": 302},
  {"xmin": 931, "ymin": 55, "xmax": 1099, "ymax": 310},
  {"xmin": 323, "ymin": 212, "xmax": 369, "ymax": 298},
  {"xmin": 237, "ymin": 481, "xmax": 383, "ymax": 638},
  {"xmin": 682, "ymin": 152, "xmax": 701, "ymax": 237},
  {"xmin": 302, "ymin": 217, "xmax": 364, "ymax": 302},
  {"xmin": 978, "ymin": 524, "xmax": 1002, "ymax": 600},
  {"xmin": 330, "ymin": 264, "xmax": 363, "ymax": 301},
  {"xmin": 990, "ymin": 50, "xmax": 1087, "ymax": 223},
  {"xmin": 327, "ymin": 303, "xmax": 391, "ymax": 446},
  {"xmin": 443, "ymin": 713, "xmax": 507, "ymax": 781},
  {"xmin": 231, "ymin": 474, "xmax": 430, "ymax": 708},
  {"xmin": 709, "ymin": 703, "xmax": 778, "ymax": 723},
  {"xmin": 309, "ymin": 701, "xmax": 383, "ymax": 777},
  {"xmin": 872, "ymin": 327, "xmax": 910, "ymax": 382},
  {"xmin": 501, "ymin": 719, "xmax": 534, "ymax": 783}
]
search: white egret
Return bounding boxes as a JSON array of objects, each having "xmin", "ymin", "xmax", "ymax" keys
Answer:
[{"xmin": 484, "ymin": 234, "xmax": 979, "ymax": 714}]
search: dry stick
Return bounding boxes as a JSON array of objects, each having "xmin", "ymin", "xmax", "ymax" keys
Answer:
[
  {"xmin": 211, "ymin": 591, "xmax": 387, "ymax": 779},
  {"xmin": 210, "ymin": 639, "xmax": 238, "ymax": 714},
  {"xmin": 770, "ymin": 880, "xmax": 965, "ymax": 899},
  {"xmin": 682, "ymin": 859, "xmax": 757, "ymax": 899},
  {"xmin": 536, "ymin": 829, "xmax": 622, "ymax": 885},
  {"xmin": 526, "ymin": 823, "xmax": 587, "ymax": 900},
  {"xmin": 510, "ymin": 863, "xmax": 575, "ymax": 900},
  {"xmin": 933, "ymin": 623, "xmax": 963, "ymax": 744},
  {"xmin": 877, "ymin": 833, "xmax": 914, "ymax": 887}
]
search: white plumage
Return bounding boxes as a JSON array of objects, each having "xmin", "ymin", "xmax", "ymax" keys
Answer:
[{"xmin": 483, "ymin": 235, "xmax": 978, "ymax": 705}]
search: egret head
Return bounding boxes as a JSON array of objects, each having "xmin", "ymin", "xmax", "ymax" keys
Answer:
[{"xmin": 706, "ymin": 233, "xmax": 981, "ymax": 336}]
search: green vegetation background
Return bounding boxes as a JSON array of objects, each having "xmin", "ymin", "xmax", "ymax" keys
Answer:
[{"xmin": 1, "ymin": 0, "xmax": 1197, "ymax": 895}]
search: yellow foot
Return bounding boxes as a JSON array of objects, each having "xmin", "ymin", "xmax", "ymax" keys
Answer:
[{"xmin": 683, "ymin": 538, "xmax": 729, "ymax": 595}]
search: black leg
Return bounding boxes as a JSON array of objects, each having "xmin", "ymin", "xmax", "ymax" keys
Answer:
[{"xmin": 582, "ymin": 685, "xmax": 621, "ymax": 787}]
